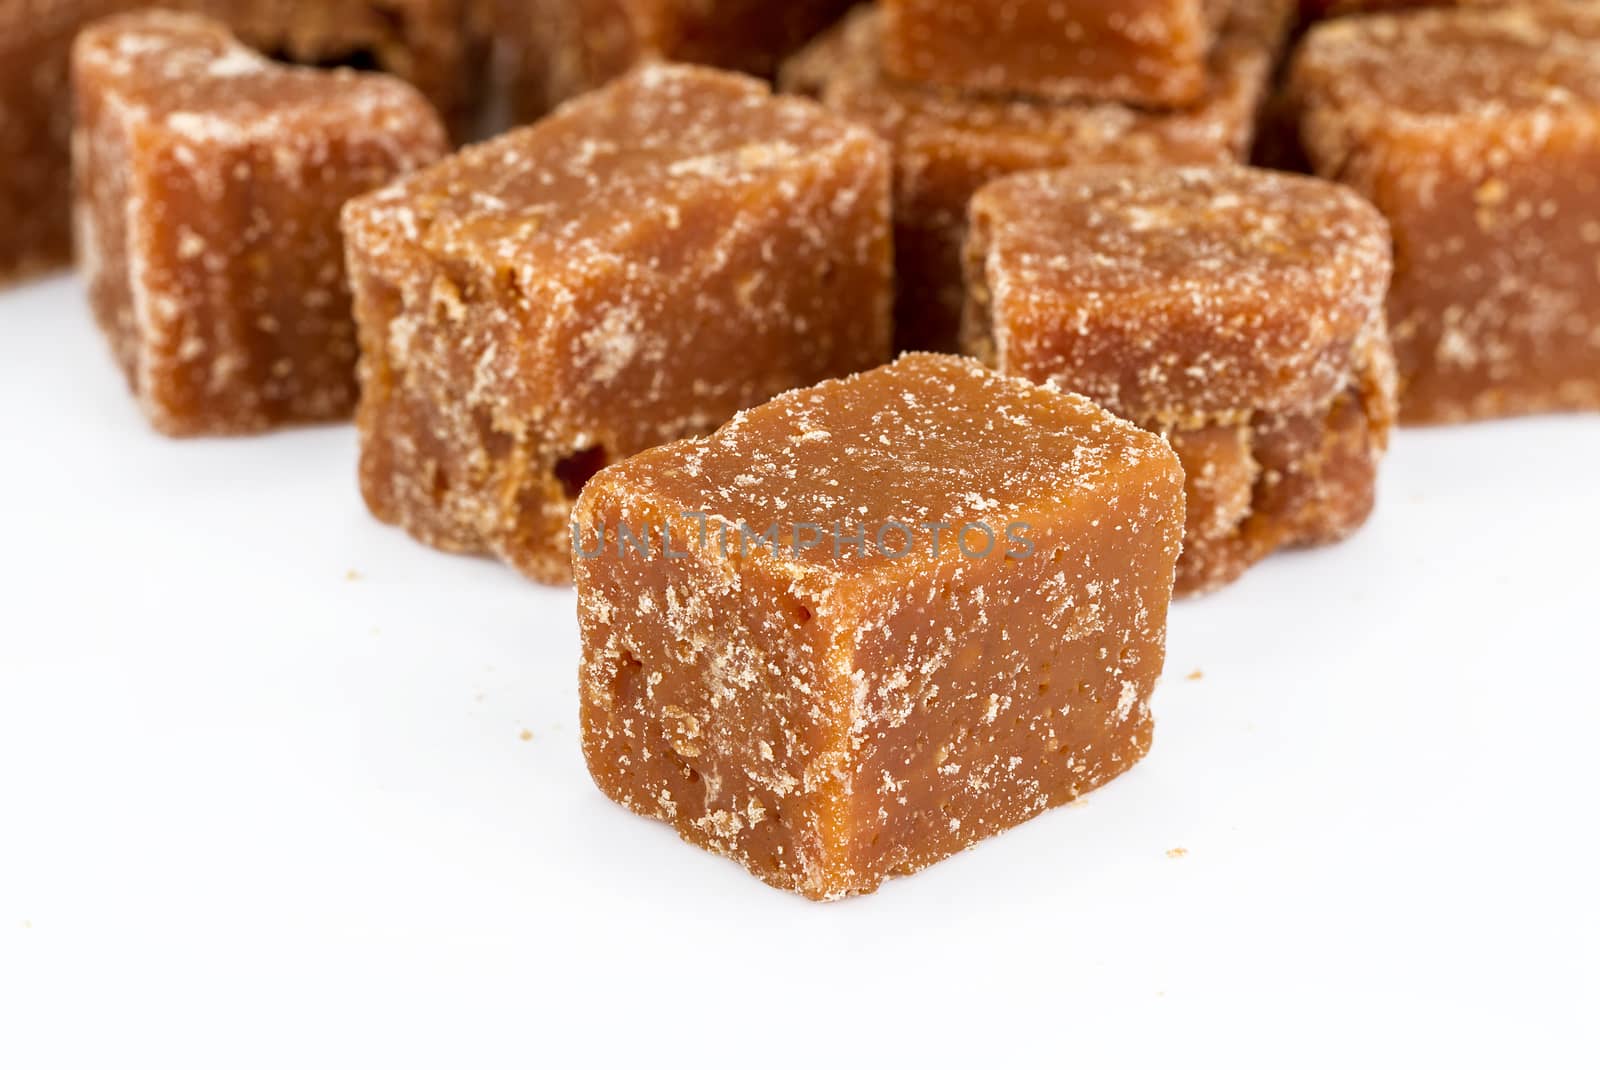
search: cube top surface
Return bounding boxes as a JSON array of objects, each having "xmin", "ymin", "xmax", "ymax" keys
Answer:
[
  {"xmin": 974, "ymin": 165, "xmax": 1387, "ymax": 300},
  {"xmin": 1295, "ymin": 7, "xmax": 1600, "ymax": 126},
  {"xmin": 345, "ymin": 62, "xmax": 882, "ymax": 267},
  {"xmin": 580, "ymin": 353, "xmax": 1180, "ymax": 583},
  {"xmin": 73, "ymin": 10, "xmax": 435, "ymax": 139}
]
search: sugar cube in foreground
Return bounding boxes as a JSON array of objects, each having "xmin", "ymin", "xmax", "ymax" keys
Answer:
[{"xmin": 574, "ymin": 354, "xmax": 1185, "ymax": 900}]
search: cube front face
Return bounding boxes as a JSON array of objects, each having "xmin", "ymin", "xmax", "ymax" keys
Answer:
[
  {"xmin": 574, "ymin": 489, "xmax": 856, "ymax": 897},
  {"xmin": 782, "ymin": 4, "xmax": 1280, "ymax": 353},
  {"xmin": 73, "ymin": 13, "xmax": 447, "ymax": 435},
  {"xmin": 1294, "ymin": 7, "xmax": 1600, "ymax": 424},
  {"xmin": 114, "ymin": 131, "xmax": 409, "ymax": 433},
  {"xmin": 964, "ymin": 166, "xmax": 1396, "ymax": 594},
  {"xmin": 345, "ymin": 65, "xmax": 893, "ymax": 584},
  {"xmin": 575, "ymin": 354, "xmax": 1185, "ymax": 899},
  {"xmin": 881, "ymin": 0, "xmax": 1216, "ymax": 108},
  {"xmin": 1364, "ymin": 122, "xmax": 1600, "ymax": 424}
]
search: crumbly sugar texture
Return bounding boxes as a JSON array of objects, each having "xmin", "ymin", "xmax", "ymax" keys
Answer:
[
  {"xmin": 881, "ymin": 0, "xmax": 1230, "ymax": 108},
  {"xmin": 342, "ymin": 64, "xmax": 893, "ymax": 586},
  {"xmin": 781, "ymin": 0, "xmax": 1292, "ymax": 353},
  {"xmin": 73, "ymin": 11, "xmax": 448, "ymax": 436},
  {"xmin": 0, "ymin": 0, "xmax": 478, "ymax": 287},
  {"xmin": 1292, "ymin": 6, "xmax": 1600, "ymax": 423},
  {"xmin": 963, "ymin": 165, "xmax": 1397, "ymax": 595},
  {"xmin": 573, "ymin": 354, "xmax": 1186, "ymax": 900},
  {"xmin": 496, "ymin": 0, "xmax": 858, "ymax": 121}
]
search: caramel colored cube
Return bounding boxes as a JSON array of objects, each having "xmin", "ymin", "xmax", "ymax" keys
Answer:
[
  {"xmin": 1292, "ymin": 7, "xmax": 1600, "ymax": 423},
  {"xmin": 782, "ymin": 1, "xmax": 1289, "ymax": 352},
  {"xmin": 73, "ymin": 11, "xmax": 447, "ymax": 435},
  {"xmin": 0, "ymin": 0, "xmax": 478, "ymax": 287},
  {"xmin": 882, "ymin": 0, "xmax": 1229, "ymax": 108},
  {"xmin": 573, "ymin": 354, "xmax": 1185, "ymax": 900},
  {"xmin": 496, "ymin": 0, "xmax": 857, "ymax": 121},
  {"xmin": 963, "ymin": 166, "xmax": 1397, "ymax": 594},
  {"xmin": 342, "ymin": 65, "xmax": 893, "ymax": 585}
]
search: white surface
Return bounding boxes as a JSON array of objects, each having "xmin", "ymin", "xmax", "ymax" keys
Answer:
[{"xmin": 1, "ymin": 274, "xmax": 1596, "ymax": 1066}]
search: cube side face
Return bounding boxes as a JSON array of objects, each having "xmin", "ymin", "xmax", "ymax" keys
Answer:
[
  {"xmin": 881, "ymin": 0, "xmax": 1212, "ymax": 108},
  {"xmin": 1351, "ymin": 116, "xmax": 1600, "ymax": 424},
  {"xmin": 573, "ymin": 482, "xmax": 857, "ymax": 900},
  {"xmin": 345, "ymin": 196, "xmax": 522, "ymax": 563},
  {"xmin": 841, "ymin": 474, "xmax": 1185, "ymax": 892}
]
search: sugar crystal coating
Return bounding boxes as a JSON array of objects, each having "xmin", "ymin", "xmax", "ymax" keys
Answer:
[
  {"xmin": 781, "ymin": 0, "xmax": 1292, "ymax": 352},
  {"xmin": 574, "ymin": 353, "xmax": 1186, "ymax": 900},
  {"xmin": 964, "ymin": 165, "xmax": 1397, "ymax": 594},
  {"xmin": 1292, "ymin": 5, "xmax": 1600, "ymax": 422},
  {"xmin": 343, "ymin": 63, "xmax": 893, "ymax": 584},
  {"xmin": 73, "ymin": 10, "xmax": 448, "ymax": 435},
  {"xmin": 881, "ymin": 0, "xmax": 1229, "ymax": 108}
]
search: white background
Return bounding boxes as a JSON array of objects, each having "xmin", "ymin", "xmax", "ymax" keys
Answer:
[{"xmin": 2, "ymin": 275, "xmax": 1596, "ymax": 1066}]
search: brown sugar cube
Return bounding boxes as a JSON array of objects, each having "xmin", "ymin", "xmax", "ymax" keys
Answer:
[
  {"xmin": 781, "ymin": 1, "xmax": 1290, "ymax": 353},
  {"xmin": 1292, "ymin": 7, "xmax": 1600, "ymax": 423},
  {"xmin": 963, "ymin": 166, "xmax": 1397, "ymax": 595},
  {"xmin": 0, "ymin": 0, "xmax": 479, "ymax": 288},
  {"xmin": 342, "ymin": 64, "xmax": 892, "ymax": 585},
  {"xmin": 496, "ymin": 0, "xmax": 858, "ymax": 121},
  {"xmin": 72, "ymin": 12, "xmax": 447, "ymax": 436},
  {"xmin": 881, "ymin": 0, "xmax": 1230, "ymax": 108},
  {"xmin": 573, "ymin": 353, "xmax": 1186, "ymax": 900}
]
